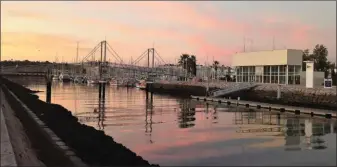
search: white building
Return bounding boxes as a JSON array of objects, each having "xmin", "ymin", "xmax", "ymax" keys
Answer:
[{"xmin": 232, "ymin": 49, "xmax": 324, "ymax": 86}]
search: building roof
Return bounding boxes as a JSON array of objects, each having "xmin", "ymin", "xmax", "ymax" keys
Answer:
[{"xmin": 232, "ymin": 49, "xmax": 303, "ymax": 66}]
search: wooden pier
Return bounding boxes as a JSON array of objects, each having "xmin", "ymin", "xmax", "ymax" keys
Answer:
[{"xmin": 191, "ymin": 96, "xmax": 337, "ymax": 119}]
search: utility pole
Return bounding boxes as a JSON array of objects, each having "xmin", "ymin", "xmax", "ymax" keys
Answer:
[
  {"xmin": 272, "ymin": 36, "xmax": 275, "ymax": 50},
  {"xmin": 152, "ymin": 48, "xmax": 154, "ymax": 68},
  {"xmin": 243, "ymin": 37, "xmax": 246, "ymax": 52},
  {"xmin": 76, "ymin": 42, "xmax": 79, "ymax": 63}
]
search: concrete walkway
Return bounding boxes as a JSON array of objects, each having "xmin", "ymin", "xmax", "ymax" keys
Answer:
[
  {"xmin": 1, "ymin": 105, "xmax": 17, "ymax": 166},
  {"xmin": 1, "ymin": 88, "xmax": 44, "ymax": 166}
]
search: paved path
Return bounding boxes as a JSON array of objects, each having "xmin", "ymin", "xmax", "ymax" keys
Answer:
[
  {"xmin": 1, "ymin": 102, "xmax": 17, "ymax": 166},
  {"xmin": 1, "ymin": 88, "xmax": 44, "ymax": 166}
]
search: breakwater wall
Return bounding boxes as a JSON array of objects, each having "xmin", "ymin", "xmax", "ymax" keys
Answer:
[
  {"xmin": 148, "ymin": 82, "xmax": 337, "ymax": 111},
  {"xmin": 1, "ymin": 77, "xmax": 158, "ymax": 167}
]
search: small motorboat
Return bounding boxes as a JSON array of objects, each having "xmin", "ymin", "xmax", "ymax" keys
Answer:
[
  {"xmin": 136, "ymin": 80, "xmax": 147, "ymax": 90},
  {"xmin": 87, "ymin": 79, "xmax": 99, "ymax": 85},
  {"xmin": 110, "ymin": 80, "xmax": 118, "ymax": 86},
  {"xmin": 74, "ymin": 76, "xmax": 85, "ymax": 83},
  {"xmin": 59, "ymin": 73, "xmax": 71, "ymax": 82},
  {"xmin": 52, "ymin": 75, "xmax": 59, "ymax": 81}
]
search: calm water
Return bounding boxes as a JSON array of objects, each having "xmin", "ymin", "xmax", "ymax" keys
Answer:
[{"xmin": 9, "ymin": 77, "xmax": 337, "ymax": 166}]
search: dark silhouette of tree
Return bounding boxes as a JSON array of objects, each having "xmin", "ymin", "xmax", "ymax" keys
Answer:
[
  {"xmin": 312, "ymin": 44, "xmax": 330, "ymax": 72},
  {"xmin": 178, "ymin": 54, "xmax": 197, "ymax": 77},
  {"xmin": 189, "ymin": 55, "xmax": 197, "ymax": 76},
  {"xmin": 301, "ymin": 45, "xmax": 332, "ymax": 77},
  {"xmin": 212, "ymin": 60, "xmax": 219, "ymax": 79}
]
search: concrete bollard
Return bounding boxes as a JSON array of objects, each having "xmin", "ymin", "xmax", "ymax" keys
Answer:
[
  {"xmin": 257, "ymin": 105, "xmax": 261, "ymax": 109},
  {"xmin": 227, "ymin": 101, "xmax": 231, "ymax": 105},
  {"xmin": 277, "ymin": 85, "xmax": 281, "ymax": 99},
  {"xmin": 325, "ymin": 114, "xmax": 332, "ymax": 119},
  {"xmin": 310, "ymin": 112, "xmax": 314, "ymax": 117},
  {"xmin": 245, "ymin": 104, "xmax": 249, "ymax": 108},
  {"xmin": 295, "ymin": 110, "xmax": 300, "ymax": 115},
  {"xmin": 280, "ymin": 108, "xmax": 285, "ymax": 112}
]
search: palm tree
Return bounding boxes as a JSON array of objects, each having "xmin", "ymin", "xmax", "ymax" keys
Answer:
[
  {"xmin": 178, "ymin": 54, "xmax": 197, "ymax": 77},
  {"xmin": 189, "ymin": 55, "xmax": 197, "ymax": 76},
  {"xmin": 212, "ymin": 61, "xmax": 219, "ymax": 80}
]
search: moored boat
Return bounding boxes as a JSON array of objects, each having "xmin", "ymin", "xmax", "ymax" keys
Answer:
[
  {"xmin": 59, "ymin": 73, "xmax": 71, "ymax": 82},
  {"xmin": 136, "ymin": 80, "xmax": 147, "ymax": 89}
]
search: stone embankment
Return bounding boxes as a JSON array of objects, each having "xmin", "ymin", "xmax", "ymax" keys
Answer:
[
  {"xmin": 1, "ymin": 77, "xmax": 158, "ymax": 167},
  {"xmin": 148, "ymin": 81, "xmax": 337, "ymax": 111}
]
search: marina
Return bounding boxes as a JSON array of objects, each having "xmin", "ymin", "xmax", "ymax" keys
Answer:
[
  {"xmin": 1, "ymin": 76, "xmax": 336, "ymax": 166},
  {"xmin": 1, "ymin": 1, "xmax": 336, "ymax": 166}
]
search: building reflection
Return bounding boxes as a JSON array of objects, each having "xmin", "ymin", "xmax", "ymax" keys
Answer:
[
  {"xmin": 234, "ymin": 109, "xmax": 336, "ymax": 150},
  {"xmin": 177, "ymin": 99, "xmax": 196, "ymax": 129}
]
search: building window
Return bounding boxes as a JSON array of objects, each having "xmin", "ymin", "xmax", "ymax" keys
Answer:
[
  {"xmin": 295, "ymin": 75, "xmax": 300, "ymax": 85},
  {"xmin": 279, "ymin": 76, "xmax": 286, "ymax": 84},
  {"xmin": 295, "ymin": 65, "xmax": 301, "ymax": 75},
  {"xmin": 280, "ymin": 65, "xmax": 286, "ymax": 75},
  {"xmin": 263, "ymin": 66, "xmax": 270, "ymax": 75},
  {"xmin": 264, "ymin": 75, "xmax": 270, "ymax": 83},
  {"xmin": 288, "ymin": 76, "xmax": 294, "ymax": 85},
  {"xmin": 288, "ymin": 65, "xmax": 295, "ymax": 75}
]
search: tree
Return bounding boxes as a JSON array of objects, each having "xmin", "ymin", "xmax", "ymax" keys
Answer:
[
  {"xmin": 226, "ymin": 66, "xmax": 232, "ymax": 81},
  {"xmin": 189, "ymin": 55, "xmax": 197, "ymax": 76},
  {"xmin": 178, "ymin": 54, "xmax": 197, "ymax": 77},
  {"xmin": 312, "ymin": 44, "xmax": 330, "ymax": 72},
  {"xmin": 302, "ymin": 45, "xmax": 331, "ymax": 77},
  {"xmin": 212, "ymin": 61, "xmax": 219, "ymax": 79}
]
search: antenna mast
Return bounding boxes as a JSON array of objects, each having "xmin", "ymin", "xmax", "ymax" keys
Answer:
[
  {"xmin": 243, "ymin": 37, "xmax": 246, "ymax": 52},
  {"xmin": 272, "ymin": 36, "xmax": 275, "ymax": 50},
  {"xmin": 76, "ymin": 42, "xmax": 79, "ymax": 63}
]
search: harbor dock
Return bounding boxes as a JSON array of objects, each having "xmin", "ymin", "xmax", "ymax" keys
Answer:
[{"xmin": 191, "ymin": 95, "xmax": 337, "ymax": 119}]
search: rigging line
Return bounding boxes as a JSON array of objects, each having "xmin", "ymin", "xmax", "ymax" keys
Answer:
[
  {"xmin": 106, "ymin": 42, "xmax": 123, "ymax": 62},
  {"xmin": 106, "ymin": 48, "xmax": 122, "ymax": 64},
  {"xmin": 106, "ymin": 47, "xmax": 122, "ymax": 63},
  {"xmin": 83, "ymin": 47, "xmax": 98, "ymax": 62},
  {"xmin": 133, "ymin": 54, "xmax": 147, "ymax": 65},
  {"xmin": 132, "ymin": 49, "xmax": 148, "ymax": 64},
  {"xmin": 154, "ymin": 50, "xmax": 166, "ymax": 64},
  {"xmin": 85, "ymin": 46, "xmax": 100, "ymax": 62},
  {"xmin": 132, "ymin": 50, "xmax": 148, "ymax": 65},
  {"xmin": 82, "ymin": 42, "xmax": 101, "ymax": 61},
  {"xmin": 133, "ymin": 55, "xmax": 147, "ymax": 66},
  {"xmin": 154, "ymin": 49, "xmax": 165, "ymax": 63}
]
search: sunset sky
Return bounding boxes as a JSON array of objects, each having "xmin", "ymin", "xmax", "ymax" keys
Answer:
[{"xmin": 1, "ymin": 1, "xmax": 336, "ymax": 65}]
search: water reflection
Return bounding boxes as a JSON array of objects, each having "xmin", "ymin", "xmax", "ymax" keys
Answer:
[
  {"xmin": 97, "ymin": 83, "xmax": 106, "ymax": 130},
  {"xmin": 5, "ymin": 76, "xmax": 337, "ymax": 166},
  {"xmin": 145, "ymin": 92, "xmax": 154, "ymax": 144},
  {"xmin": 178, "ymin": 99, "xmax": 196, "ymax": 129}
]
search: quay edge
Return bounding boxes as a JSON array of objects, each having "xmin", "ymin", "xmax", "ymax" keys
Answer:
[{"xmin": 147, "ymin": 82, "xmax": 337, "ymax": 111}]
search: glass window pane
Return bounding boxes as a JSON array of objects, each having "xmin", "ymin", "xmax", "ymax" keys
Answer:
[
  {"xmin": 295, "ymin": 75, "xmax": 300, "ymax": 84},
  {"xmin": 280, "ymin": 76, "xmax": 286, "ymax": 84}
]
